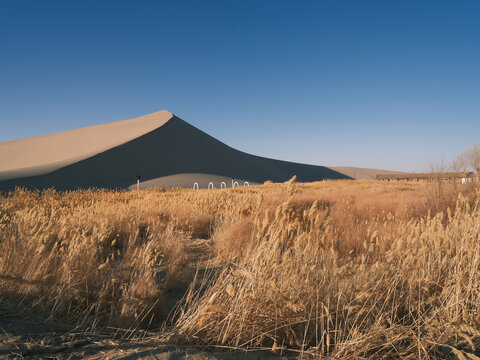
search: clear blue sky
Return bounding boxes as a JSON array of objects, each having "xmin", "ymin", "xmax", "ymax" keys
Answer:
[{"xmin": 1, "ymin": 1, "xmax": 479, "ymax": 171}]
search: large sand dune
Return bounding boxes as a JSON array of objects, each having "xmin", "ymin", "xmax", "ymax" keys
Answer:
[
  {"xmin": 0, "ymin": 111, "xmax": 173, "ymax": 181},
  {"xmin": 0, "ymin": 111, "xmax": 395, "ymax": 191}
]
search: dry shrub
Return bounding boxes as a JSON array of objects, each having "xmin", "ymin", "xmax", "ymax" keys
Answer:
[
  {"xmin": 1, "ymin": 180, "xmax": 480, "ymax": 359},
  {"xmin": 0, "ymin": 189, "xmax": 200, "ymax": 329},
  {"xmin": 174, "ymin": 186, "xmax": 480, "ymax": 359},
  {"xmin": 212, "ymin": 218, "xmax": 255, "ymax": 260},
  {"xmin": 168, "ymin": 204, "xmax": 215, "ymax": 239}
]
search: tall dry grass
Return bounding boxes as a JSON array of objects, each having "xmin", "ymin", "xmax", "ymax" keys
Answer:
[{"xmin": 1, "ymin": 180, "xmax": 479, "ymax": 358}]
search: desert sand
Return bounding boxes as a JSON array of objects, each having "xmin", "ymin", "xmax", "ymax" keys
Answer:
[
  {"xmin": 329, "ymin": 166, "xmax": 400, "ymax": 180},
  {"xmin": 0, "ymin": 111, "xmax": 395, "ymax": 191},
  {"xmin": 0, "ymin": 111, "xmax": 173, "ymax": 181}
]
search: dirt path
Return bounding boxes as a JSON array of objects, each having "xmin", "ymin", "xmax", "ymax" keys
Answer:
[{"xmin": 0, "ymin": 302, "xmax": 293, "ymax": 359}]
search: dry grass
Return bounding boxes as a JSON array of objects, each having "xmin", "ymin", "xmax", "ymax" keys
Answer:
[{"xmin": 1, "ymin": 180, "xmax": 479, "ymax": 358}]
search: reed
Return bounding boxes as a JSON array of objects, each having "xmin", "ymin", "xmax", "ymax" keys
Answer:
[{"xmin": 1, "ymin": 180, "xmax": 479, "ymax": 358}]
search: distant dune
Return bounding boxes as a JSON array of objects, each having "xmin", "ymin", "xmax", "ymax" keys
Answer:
[
  {"xmin": 329, "ymin": 166, "xmax": 400, "ymax": 180},
  {"xmin": 0, "ymin": 111, "xmax": 397, "ymax": 191}
]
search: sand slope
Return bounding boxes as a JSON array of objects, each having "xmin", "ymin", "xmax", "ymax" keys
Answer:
[
  {"xmin": 129, "ymin": 174, "xmax": 258, "ymax": 190},
  {"xmin": 330, "ymin": 166, "xmax": 401, "ymax": 180},
  {"xmin": 0, "ymin": 111, "xmax": 173, "ymax": 181},
  {"xmin": 0, "ymin": 111, "xmax": 394, "ymax": 191}
]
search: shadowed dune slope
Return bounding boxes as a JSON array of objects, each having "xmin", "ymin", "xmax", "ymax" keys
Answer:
[{"xmin": 0, "ymin": 114, "xmax": 349, "ymax": 191}]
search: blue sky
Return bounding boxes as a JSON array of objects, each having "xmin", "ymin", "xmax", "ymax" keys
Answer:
[{"xmin": 1, "ymin": 0, "xmax": 479, "ymax": 171}]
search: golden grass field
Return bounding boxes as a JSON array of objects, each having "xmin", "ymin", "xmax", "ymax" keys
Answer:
[{"xmin": 1, "ymin": 179, "xmax": 480, "ymax": 359}]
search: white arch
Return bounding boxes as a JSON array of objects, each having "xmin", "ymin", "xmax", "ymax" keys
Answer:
[
  {"xmin": 220, "ymin": 182, "xmax": 227, "ymax": 189},
  {"xmin": 193, "ymin": 182, "xmax": 199, "ymax": 190},
  {"xmin": 208, "ymin": 182, "xmax": 214, "ymax": 190},
  {"xmin": 233, "ymin": 181, "xmax": 239, "ymax": 188},
  {"xmin": 244, "ymin": 181, "xmax": 250, "ymax": 187}
]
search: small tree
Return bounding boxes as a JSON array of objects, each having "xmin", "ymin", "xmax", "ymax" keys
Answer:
[
  {"xmin": 468, "ymin": 144, "xmax": 480, "ymax": 181},
  {"xmin": 451, "ymin": 149, "xmax": 470, "ymax": 178}
]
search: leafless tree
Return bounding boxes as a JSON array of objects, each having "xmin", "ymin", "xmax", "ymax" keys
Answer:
[
  {"xmin": 453, "ymin": 144, "xmax": 480, "ymax": 182},
  {"xmin": 469, "ymin": 144, "xmax": 480, "ymax": 181},
  {"xmin": 451, "ymin": 149, "xmax": 470, "ymax": 178}
]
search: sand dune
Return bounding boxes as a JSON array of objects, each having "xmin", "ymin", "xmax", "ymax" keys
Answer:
[
  {"xmin": 329, "ymin": 166, "xmax": 400, "ymax": 180},
  {"xmin": 0, "ymin": 111, "xmax": 395, "ymax": 191},
  {"xmin": 0, "ymin": 111, "xmax": 173, "ymax": 181},
  {"xmin": 128, "ymin": 173, "xmax": 258, "ymax": 190}
]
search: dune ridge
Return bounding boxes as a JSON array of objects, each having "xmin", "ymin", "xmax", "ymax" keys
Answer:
[{"xmin": 0, "ymin": 111, "xmax": 173, "ymax": 180}]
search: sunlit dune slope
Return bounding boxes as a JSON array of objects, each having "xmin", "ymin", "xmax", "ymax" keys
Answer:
[{"xmin": 0, "ymin": 111, "xmax": 173, "ymax": 181}]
